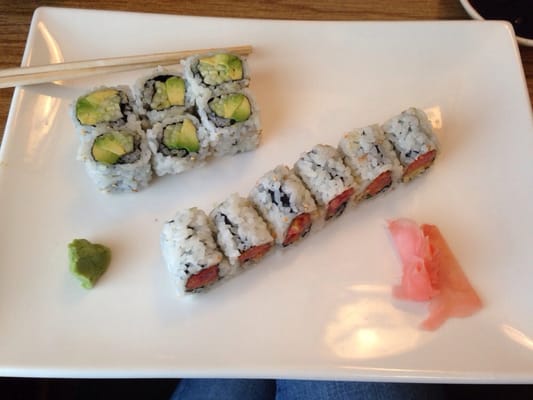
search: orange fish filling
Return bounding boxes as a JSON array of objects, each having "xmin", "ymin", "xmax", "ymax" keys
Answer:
[
  {"xmin": 403, "ymin": 150, "xmax": 437, "ymax": 182},
  {"xmin": 238, "ymin": 242, "xmax": 273, "ymax": 265},
  {"xmin": 364, "ymin": 171, "xmax": 393, "ymax": 198},
  {"xmin": 326, "ymin": 187, "xmax": 355, "ymax": 220},
  {"xmin": 185, "ymin": 264, "xmax": 219, "ymax": 291},
  {"xmin": 282, "ymin": 213, "xmax": 312, "ymax": 247}
]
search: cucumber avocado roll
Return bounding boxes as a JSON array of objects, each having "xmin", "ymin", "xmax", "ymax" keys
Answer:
[
  {"xmin": 134, "ymin": 68, "xmax": 195, "ymax": 125},
  {"xmin": 77, "ymin": 120, "xmax": 152, "ymax": 193},
  {"xmin": 182, "ymin": 52, "xmax": 250, "ymax": 99},
  {"xmin": 197, "ymin": 89, "xmax": 261, "ymax": 157},
  {"xmin": 146, "ymin": 114, "xmax": 210, "ymax": 176},
  {"xmin": 74, "ymin": 86, "xmax": 134, "ymax": 128}
]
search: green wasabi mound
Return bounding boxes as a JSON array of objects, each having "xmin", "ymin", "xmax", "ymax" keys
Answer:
[{"xmin": 68, "ymin": 239, "xmax": 111, "ymax": 289}]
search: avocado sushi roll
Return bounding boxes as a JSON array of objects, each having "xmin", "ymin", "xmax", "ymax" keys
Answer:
[
  {"xmin": 197, "ymin": 89, "xmax": 261, "ymax": 156},
  {"xmin": 210, "ymin": 194, "xmax": 274, "ymax": 268},
  {"xmin": 182, "ymin": 52, "xmax": 250, "ymax": 99},
  {"xmin": 77, "ymin": 119, "xmax": 152, "ymax": 192},
  {"xmin": 161, "ymin": 207, "xmax": 233, "ymax": 295},
  {"xmin": 249, "ymin": 165, "xmax": 318, "ymax": 247},
  {"xmin": 294, "ymin": 144, "xmax": 357, "ymax": 220},
  {"xmin": 133, "ymin": 68, "xmax": 195, "ymax": 125},
  {"xmin": 146, "ymin": 114, "xmax": 210, "ymax": 176},
  {"xmin": 382, "ymin": 108, "xmax": 439, "ymax": 182},
  {"xmin": 339, "ymin": 124, "xmax": 402, "ymax": 200},
  {"xmin": 74, "ymin": 86, "xmax": 135, "ymax": 130}
]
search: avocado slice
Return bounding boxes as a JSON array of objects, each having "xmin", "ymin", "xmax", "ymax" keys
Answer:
[
  {"xmin": 209, "ymin": 93, "xmax": 251, "ymax": 122},
  {"xmin": 68, "ymin": 238, "xmax": 111, "ymax": 289},
  {"xmin": 91, "ymin": 131, "xmax": 135, "ymax": 165},
  {"xmin": 197, "ymin": 53, "xmax": 243, "ymax": 85},
  {"xmin": 162, "ymin": 119, "xmax": 199, "ymax": 152},
  {"xmin": 165, "ymin": 76, "xmax": 185, "ymax": 106},
  {"xmin": 76, "ymin": 89, "xmax": 123, "ymax": 125}
]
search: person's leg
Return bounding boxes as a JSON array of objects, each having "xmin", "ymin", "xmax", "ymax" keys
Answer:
[
  {"xmin": 171, "ymin": 378, "xmax": 276, "ymax": 400},
  {"xmin": 275, "ymin": 380, "xmax": 446, "ymax": 400}
]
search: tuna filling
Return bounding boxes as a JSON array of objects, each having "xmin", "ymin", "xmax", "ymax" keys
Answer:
[{"xmin": 283, "ymin": 213, "xmax": 312, "ymax": 247}]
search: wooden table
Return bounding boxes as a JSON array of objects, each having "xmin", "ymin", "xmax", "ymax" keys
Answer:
[{"xmin": 1, "ymin": 0, "xmax": 532, "ymax": 145}]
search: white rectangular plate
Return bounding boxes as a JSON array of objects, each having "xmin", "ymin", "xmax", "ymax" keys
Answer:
[{"xmin": 1, "ymin": 7, "xmax": 532, "ymax": 381}]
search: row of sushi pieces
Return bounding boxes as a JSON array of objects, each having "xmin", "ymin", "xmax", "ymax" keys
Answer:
[
  {"xmin": 161, "ymin": 107, "xmax": 439, "ymax": 296},
  {"xmin": 71, "ymin": 52, "xmax": 260, "ymax": 192}
]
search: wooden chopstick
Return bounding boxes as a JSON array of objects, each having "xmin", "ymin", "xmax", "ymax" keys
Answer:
[{"xmin": 0, "ymin": 45, "xmax": 253, "ymax": 89}]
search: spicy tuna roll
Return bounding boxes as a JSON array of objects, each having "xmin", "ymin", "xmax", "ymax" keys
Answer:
[
  {"xmin": 77, "ymin": 119, "xmax": 152, "ymax": 192},
  {"xmin": 182, "ymin": 52, "xmax": 250, "ymax": 98},
  {"xmin": 382, "ymin": 108, "xmax": 439, "ymax": 182},
  {"xmin": 339, "ymin": 124, "xmax": 402, "ymax": 200},
  {"xmin": 210, "ymin": 193, "xmax": 274, "ymax": 268},
  {"xmin": 133, "ymin": 68, "xmax": 194, "ymax": 125},
  {"xmin": 161, "ymin": 207, "xmax": 233, "ymax": 295},
  {"xmin": 249, "ymin": 165, "xmax": 318, "ymax": 247},
  {"xmin": 146, "ymin": 114, "xmax": 210, "ymax": 176},
  {"xmin": 74, "ymin": 86, "xmax": 135, "ymax": 131},
  {"xmin": 293, "ymin": 144, "xmax": 356, "ymax": 220},
  {"xmin": 197, "ymin": 89, "xmax": 261, "ymax": 156}
]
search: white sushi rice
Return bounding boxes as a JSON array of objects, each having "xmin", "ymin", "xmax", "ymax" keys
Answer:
[
  {"xmin": 146, "ymin": 114, "xmax": 210, "ymax": 176},
  {"xmin": 181, "ymin": 51, "xmax": 251, "ymax": 100},
  {"xmin": 293, "ymin": 144, "xmax": 356, "ymax": 215},
  {"xmin": 249, "ymin": 165, "xmax": 318, "ymax": 246},
  {"xmin": 197, "ymin": 89, "xmax": 262, "ymax": 157},
  {"xmin": 161, "ymin": 207, "xmax": 233, "ymax": 295},
  {"xmin": 382, "ymin": 108, "xmax": 439, "ymax": 170},
  {"xmin": 210, "ymin": 193, "xmax": 274, "ymax": 267},
  {"xmin": 77, "ymin": 118, "xmax": 152, "ymax": 193},
  {"xmin": 339, "ymin": 124, "xmax": 403, "ymax": 198},
  {"xmin": 132, "ymin": 66, "xmax": 195, "ymax": 126}
]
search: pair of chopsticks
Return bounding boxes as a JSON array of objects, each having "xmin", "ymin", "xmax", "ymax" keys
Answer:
[{"xmin": 0, "ymin": 45, "xmax": 252, "ymax": 89}]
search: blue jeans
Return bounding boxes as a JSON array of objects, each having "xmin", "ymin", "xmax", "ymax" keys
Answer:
[{"xmin": 171, "ymin": 379, "xmax": 447, "ymax": 400}]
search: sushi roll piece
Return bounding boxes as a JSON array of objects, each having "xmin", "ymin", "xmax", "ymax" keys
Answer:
[
  {"xmin": 133, "ymin": 68, "xmax": 195, "ymax": 125},
  {"xmin": 77, "ymin": 119, "xmax": 152, "ymax": 192},
  {"xmin": 161, "ymin": 207, "xmax": 232, "ymax": 295},
  {"xmin": 382, "ymin": 108, "xmax": 439, "ymax": 182},
  {"xmin": 73, "ymin": 86, "xmax": 135, "ymax": 131},
  {"xmin": 211, "ymin": 194, "xmax": 275, "ymax": 268},
  {"xmin": 293, "ymin": 144, "xmax": 356, "ymax": 220},
  {"xmin": 339, "ymin": 124, "xmax": 403, "ymax": 200},
  {"xmin": 197, "ymin": 89, "xmax": 261, "ymax": 156},
  {"xmin": 249, "ymin": 165, "xmax": 318, "ymax": 247},
  {"xmin": 146, "ymin": 114, "xmax": 210, "ymax": 176},
  {"xmin": 182, "ymin": 52, "xmax": 250, "ymax": 99}
]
